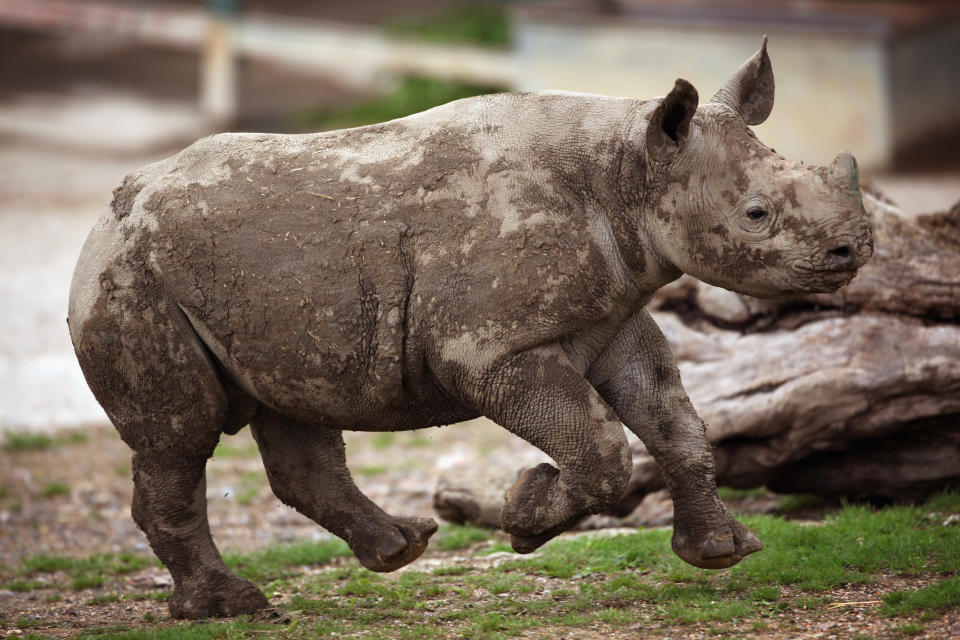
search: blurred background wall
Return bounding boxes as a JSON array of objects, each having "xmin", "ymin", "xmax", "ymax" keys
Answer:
[{"xmin": 0, "ymin": 0, "xmax": 958, "ymax": 431}]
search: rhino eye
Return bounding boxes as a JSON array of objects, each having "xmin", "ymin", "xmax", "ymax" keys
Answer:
[{"xmin": 746, "ymin": 207, "xmax": 767, "ymax": 221}]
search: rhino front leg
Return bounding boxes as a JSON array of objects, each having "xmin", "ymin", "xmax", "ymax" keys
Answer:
[
  {"xmin": 251, "ymin": 408, "xmax": 438, "ymax": 572},
  {"xmin": 591, "ymin": 310, "xmax": 762, "ymax": 569},
  {"xmin": 464, "ymin": 345, "xmax": 633, "ymax": 553}
]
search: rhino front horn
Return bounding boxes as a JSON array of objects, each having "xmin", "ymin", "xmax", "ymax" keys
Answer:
[
  {"xmin": 828, "ymin": 149, "xmax": 860, "ymax": 194},
  {"xmin": 709, "ymin": 35, "xmax": 775, "ymax": 125}
]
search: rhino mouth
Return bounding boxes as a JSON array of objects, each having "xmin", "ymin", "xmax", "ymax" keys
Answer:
[
  {"xmin": 812, "ymin": 270, "xmax": 857, "ymax": 292},
  {"xmin": 791, "ymin": 260, "xmax": 859, "ymax": 292}
]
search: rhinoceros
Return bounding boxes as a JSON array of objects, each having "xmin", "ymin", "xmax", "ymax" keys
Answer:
[{"xmin": 68, "ymin": 37, "xmax": 873, "ymax": 618}]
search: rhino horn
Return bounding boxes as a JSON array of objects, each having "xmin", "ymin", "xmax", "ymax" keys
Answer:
[
  {"xmin": 828, "ymin": 149, "xmax": 860, "ymax": 195},
  {"xmin": 709, "ymin": 35, "xmax": 775, "ymax": 126}
]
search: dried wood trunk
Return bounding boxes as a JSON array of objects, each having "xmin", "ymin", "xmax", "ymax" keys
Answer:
[{"xmin": 435, "ymin": 188, "xmax": 960, "ymax": 528}]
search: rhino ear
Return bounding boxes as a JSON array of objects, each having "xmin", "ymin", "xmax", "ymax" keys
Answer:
[
  {"xmin": 646, "ymin": 78, "xmax": 699, "ymax": 162},
  {"xmin": 710, "ymin": 35, "xmax": 775, "ymax": 125}
]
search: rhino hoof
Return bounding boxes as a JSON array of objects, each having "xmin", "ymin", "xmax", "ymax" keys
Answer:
[
  {"xmin": 356, "ymin": 516, "xmax": 438, "ymax": 572},
  {"xmin": 169, "ymin": 575, "xmax": 269, "ymax": 619},
  {"xmin": 510, "ymin": 532, "xmax": 553, "ymax": 554},
  {"xmin": 671, "ymin": 516, "xmax": 763, "ymax": 569}
]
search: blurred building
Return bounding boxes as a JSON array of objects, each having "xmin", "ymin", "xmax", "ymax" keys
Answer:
[{"xmin": 513, "ymin": 0, "xmax": 960, "ymax": 170}]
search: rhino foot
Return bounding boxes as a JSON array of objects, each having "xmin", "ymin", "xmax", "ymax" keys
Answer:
[
  {"xmin": 508, "ymin": 515, "xmax": 582, "ymax": 555},
  {"xmin": 169, "ymin": 573, "xmax": 269, "ymax": 619},
  {"xmin": 500, "ymin": 463, "xmax": 589, "ymax": 553},
  {"xmin": 671, "ymin": 506, "xmax": 763, "ymax": 569},
  {"xmin": 353, "ymin": 516, "xmax": 438, "ymax": 572}
]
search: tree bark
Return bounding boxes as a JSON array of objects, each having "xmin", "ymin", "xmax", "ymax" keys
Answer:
[{"xmin": 435, "ymin": 187, "xmax": 960, "ymax": 527}]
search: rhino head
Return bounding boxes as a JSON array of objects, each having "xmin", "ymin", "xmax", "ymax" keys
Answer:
[{"xmin": 642, "ymin": 36, "xmax": 874, "ymax": 297}]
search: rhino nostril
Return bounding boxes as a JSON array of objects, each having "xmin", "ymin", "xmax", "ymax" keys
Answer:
[{"xmin": 825, "ymin": 245, "xmax": 854, "ymax": 269}]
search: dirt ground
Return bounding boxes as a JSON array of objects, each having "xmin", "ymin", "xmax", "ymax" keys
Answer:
[{"xmin": 2, "ymin": 425, "xmax": 958, "ymax": 639}]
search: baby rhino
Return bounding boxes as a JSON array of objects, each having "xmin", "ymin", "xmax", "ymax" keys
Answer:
[{"xmin": 69, "ymin": 38, "xmax": 872, "ymax": 618}]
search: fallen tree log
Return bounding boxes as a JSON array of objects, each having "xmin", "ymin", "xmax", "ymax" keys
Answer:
[{"xmin": 435, "ymin": 187, "xmax": 960, "ymax": 527}]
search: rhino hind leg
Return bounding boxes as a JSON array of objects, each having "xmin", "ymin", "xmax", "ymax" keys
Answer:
[
  {"xmin": 71, "ymin": 282, "xmax": 268, "ymax": 619},
  {"xmin": 250, "ymin": 408, "xmax": 438, "ymax": 572}
]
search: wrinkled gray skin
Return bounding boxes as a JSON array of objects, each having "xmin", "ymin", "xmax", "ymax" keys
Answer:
[{"xmin": 68, "ymin": 39, "xmax": 873, "ymax": 619}]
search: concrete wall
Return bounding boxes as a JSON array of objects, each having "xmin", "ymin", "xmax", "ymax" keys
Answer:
[{"xmin": 513, "ymin": 19, "xmax": 894, "ymax": 169}]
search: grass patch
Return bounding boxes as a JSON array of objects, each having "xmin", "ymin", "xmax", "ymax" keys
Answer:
[
  {"xmin": 235, "ymin": 487, "xmax": 258, "ymax": 506},
  {"xmin": 87, "ymin": 593, "xmax": 121, "ymax": 605},
  {"xmin": 41, "ymin": 481, "xmax": 71, "ymax": 498},
  {"xmin": 882, "ymin": 575, "xmax": 960, "ymax": 616},
  {"xmin": 3, "ymin": 431, "xmax": 53, "ymax": 452},
  {"xmin": 407, "ymin": 432, "xmax": 431, "ymax": 447},
  {"xmin": 15, "ymin": 616, "xmax": 42, "ymax": 629},
  {"xmin": 74, "ymin": 621, "xmax": 275, "ymax": 640},
  {"xmin": 60, "ymin": 432, "xmax": 89, "ymax": 445},
  {"xmin": 24, "ymin": 491, "xmax": 960, "ymax": 638},
  {"xmin": 3, "ymin": 430, "xmax": 89, "ymax": 452},
  {"xmin": 434, "ymin": 523, "xmax": 492, "ymax": 551},
  {"xmin": 382, "ymin": 5, "xmax": 510, "ymax": 49},
  {"xmin": 370, "ymin": 432, "xmax": 395, "ymax": 449},
  {"xmin": 223, "ymin": 539, "xmax": 351, "ymax": 582},
  {"xmin": 18, "ymin": 551, "xmax": 156, "ymax": 591},
  {"xmin": 504, "ymin": 490, "xmax": 960, "ymax": 596},
  {"xmin": 2, "ymin": 579, "xmax": 48, "ymax": 592},
  {"xmin": 356, "ymin": 464, "xmax": 388, "ymax": 476},
  {"xmin": 287, "ymin": 76, "xmax": 506, "ymax": 133},
  {"xmin": 212, "ymin": 441, "xmax": 258, "ymax": 458}
]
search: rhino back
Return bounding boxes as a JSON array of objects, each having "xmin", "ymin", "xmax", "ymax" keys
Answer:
[{"xmin": 110, "ymin": 92, "xmax": 638, "ymax": 426}]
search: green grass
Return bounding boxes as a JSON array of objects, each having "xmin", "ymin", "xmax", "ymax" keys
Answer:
[
  {"xmin": 223, "ymin": 539, "xmax": 352, "ymax": 583},
  {"xmin": 882, "ymin": 575, "xmax": 960, "ymax": 617},
  {"xmin": 287, "ymin": 76, "xmax": 506, "ymax": 133},
  {"xmin": 75, "ymin": 621, "xmax": 276, "ymax": 640},
  {"xmin": 3, "ymin": 431, "xmax": 53, "ymax": 452},
  {"xmin": 17, "ymin": 551, "xmax": 156, "ymax": 591},
  {"xmin": 87, "ymin": 593, "xmax": 121, "ymax": 605},
  {"xmin": 41, "ymin": 481, "xmax": 70, "ymax": 498},
  {"xmin": 894, "ymin": 622, "xmax": 926, "ymax": 636},
  {"xmin": 60, "ymin": 432, "xmax": 89, "ymax": 446},
  {"xmin": 2, "ymin": 430, "xmax": 89, "ymax": 452},
  {"xmin": 370, "ymin": 432, "xmax": 395, "ymax": 450},
  {"xmin": 212, "ymin": 440, "xmax": 259, "ymax": 458},
  {"xmin": 2, "ymin": 579, "xmax": 48, "ymax": 592},
  {"xmin": 382, "ymin": 5, "xmax": 511, "ymax": 49},
  {"xmin": 356, "ymin": 464, "xmax": 388, "ymax": 476},
  {"xmin": 19, "ymin": 491, "xmax": 960, "ymax": 639},
  {"xmin": 496, "ymin": 491, "xmax": 960, "ymax": 600},
  {"xmin": 434, "ymin": 523, "xmax": 493, "ymax": 551},
  {"xmin": 235, "ymin": 487, "xmax": 259, "ymax": 506},
  {"xmin": 15, "ymin": 616, "xmax": 43, "ymax": 629},
  {"xmin": 407, "ymin": 432, "xmax": 431, "ymax": 447}
]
